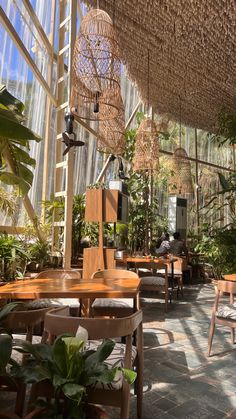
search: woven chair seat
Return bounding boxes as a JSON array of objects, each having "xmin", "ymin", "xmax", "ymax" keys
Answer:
[
  {"xmin": 92, "ymin": 298, "xmax": 133, "ymax": 309},
  {"xmin": 86, "ymin": 340, "xmax": 137, "ymax": 390},
  {"xmin": 217, "ymin": 304, "xmax": 236, "ymax": 320},
  {"xmin": 141, "ymin": 276, "xmax": 165, "ymax": 286},
  {"xmin": 27, "ymin": 299, "xmax": 80, "ymax": 309}
]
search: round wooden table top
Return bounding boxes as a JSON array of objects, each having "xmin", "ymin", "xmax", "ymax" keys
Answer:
[{"xmin": 223, "ymin": 274, "xmax": 236, "ymax": 282}]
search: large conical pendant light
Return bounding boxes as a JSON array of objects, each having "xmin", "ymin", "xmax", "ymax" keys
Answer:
[
  {"xmin": 97, "ymin": 93, "xmax": 125, "ymax": 155},
  {"xmin": 70, "ymin": 9, "xmax": 121, "ymax": 121},
  {"xmin": 169, "ymin": 100, "xmax": 193, "ymax": 195},
  {"xmin": 133, "ymin": 50, "xmax": 159, "ymax": 172}
]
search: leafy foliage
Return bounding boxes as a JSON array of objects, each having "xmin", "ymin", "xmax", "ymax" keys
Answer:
[
  {"xmin": 207, "ymin": 108, "xmax": 236, "ymax": 146},
  {"xmin": 195, "ymin": 228, "xmax": 236, "ymax": 278},
  {"xmin": 11, "ymin": 334, "xmax": 136, "ymax": 418},
  {"xmin": 123, "ymin": 114, "xmax": 169, "ymax": 252},
  {"xmin": 0, "ymin": 233, "xmax": 30, "ymax": 280},
  {"xmin": 0, "ymin": 84, "xmax": 41, "ymax": 195}
]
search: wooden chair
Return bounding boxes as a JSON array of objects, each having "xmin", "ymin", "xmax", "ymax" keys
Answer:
[
  {"xmin": 155, "ymin": 257, "xmax": 188, "ymax": 298},
  {"xmin": 0, "ymin": 306, "xmax": 51, "ymax": 417},
  {"xmin": 91, "ymin": 269, "xmax": 139, "ymax": 317},
  {"xmin": 34, "ymin": 269, "xmax": 81, "ymax": 316},
  {"xmin": 29, "ymin": 306, "xmax": 143, "ymax": 419},
  {"xmin": 208, "ymin": 280, "xmax": 236, "ymax": 356},
  {"xmin": 135, "ymin": 262, "xmax": 170, "ymax": 311}
]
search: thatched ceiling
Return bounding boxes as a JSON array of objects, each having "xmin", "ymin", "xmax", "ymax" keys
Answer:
[{"xmin": 84, "ymin": 0, "xmax": 236, "ymax": 132}]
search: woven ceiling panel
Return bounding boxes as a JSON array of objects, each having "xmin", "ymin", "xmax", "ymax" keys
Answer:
[{"xmin": 85, "ymin": 1, "xmax": 236, "ymax": 131}]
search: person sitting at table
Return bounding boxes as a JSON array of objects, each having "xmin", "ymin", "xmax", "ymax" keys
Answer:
[
  {"xmin": 169, "ymin": 232, "xmax": 188, "ymax": 256},
  {"xmin": 155, "ymin": 232, "xmax": 170, "ymax": 256}
]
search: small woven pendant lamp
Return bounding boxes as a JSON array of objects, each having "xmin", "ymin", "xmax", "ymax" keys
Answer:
[
  {"xmin": 169, "ymin": 101, "xmax": 193, "ymax": 195},
  {"xmin": 133, "ymin": 118, "xmax": 159, "ymax": 171},
  {"xmin": 97, "ymin": 97, "xmax": 125, "ymax": 155},
  {"xmin": 70, "ymin": 8, "xmax": 121, "ymax": 121},
  {"xmin": 169, "ymin": 147, "xmax": 193, "ymax": 195},
  {"xmin": 133, "ymin": 51, "xmax": 159, "ymax": 172}
]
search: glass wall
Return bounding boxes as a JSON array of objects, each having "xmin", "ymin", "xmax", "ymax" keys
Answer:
[{"xmin": 0, "ymin": 0, "xmax": 235, "ymax": 234}]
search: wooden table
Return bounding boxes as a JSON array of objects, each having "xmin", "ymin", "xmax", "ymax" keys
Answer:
[
  {"xmin": 126, "ymin": 256, "xmax": 177, "ymax": 265},
  {"xmin": 223, "ymin": 274, "xmax": 236, "ymax": 282},
  {"xmin": 0, "ymin": 276, "xmax": 141, "ymax": 316},
  {"xmin": 126, "ymin": 256, "xmax": 178, "ymax": 290}
]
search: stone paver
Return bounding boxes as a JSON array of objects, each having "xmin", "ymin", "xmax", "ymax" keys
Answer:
[
  {"xmin": 2, "ymin": 283, "xmax": 236, "ymax": 418},
  {"xmin": 108, "ymin": 283, "xmax": 236, "ymax": 418}
]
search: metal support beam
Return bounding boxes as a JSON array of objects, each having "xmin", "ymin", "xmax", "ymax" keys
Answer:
[
  {"xmin": 96, "ymin": 154, "xmax": 116, "ymax": 183},
  {"xmin": 125, "ymin": 100, "xmax": 141, "ymax": 130},
  {"xmin": 21, "ymin": 0, "xmax": 54, "ymax": 57},
  {"xmin": 41, "ymin": 0, "xmax": 56, "ymax": 220},
  {"xmin": 0, "ymin": 6, "xmax": 57, "ymax": 106},
  {"xmin": 159, "ymin": 148, "xmax": 236, "ymax": 173},
  {"xmin": 73, "ymin": 114, "xmax": 99, "ymax": 138}
]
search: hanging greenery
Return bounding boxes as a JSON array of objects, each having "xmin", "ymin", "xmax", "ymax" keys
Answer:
[{"xmin": 208, "ymin": 108, "xmax": 236, "ymax": 146}]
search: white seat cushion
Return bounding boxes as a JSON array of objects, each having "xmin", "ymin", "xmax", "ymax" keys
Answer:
[
  {"xmin": 141, "ymin": 276, "xmax": 165, "ymax": 286},
  {"xmin": 86, "ymin": 340, "xmax": 137, "ymax": 390},
  {"xmin": 27, "ymin": 299, "xmax": 80, "ymax": 309},
  {"xmin": 92, "ymin": 298, "xmax": 133, "ymax": 308},
  {"xmin": 217, "ymin": 304, "xmax": 236, "ymax": 320}
]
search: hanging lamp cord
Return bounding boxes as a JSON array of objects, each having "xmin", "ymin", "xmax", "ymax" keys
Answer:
[
  {"xmin": 147, "ymin": 49, "xmax": 150, "ymax": 112},
  {"xmin": 179, "ymin": 96, "xmax": 182, "ymax": 148}
]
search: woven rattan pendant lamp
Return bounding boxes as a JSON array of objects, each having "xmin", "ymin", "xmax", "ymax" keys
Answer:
[
  {"xmin": 133, "ymin": 51, "xmax": 159, "ymax": 172},
  {"xmin": 97, "ymin": 94, "xmax": 125, "ymax": 155},
  {"xmin": 70, "ymin": 8, "xmax": 121, "ymax": 121},
  {"xmin": 169, "ymin": 101, "xmax": 193, "ymax": 195},
  {"xmin": 169, "ymin": 147, "xmax": 193, "ymax": 195}
]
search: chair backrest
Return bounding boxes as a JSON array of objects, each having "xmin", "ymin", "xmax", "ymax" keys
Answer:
[
  {"xmin": 92, "ymin": 268, "xmax": 139, "ymax": 279},
  {"xmin": 35, "ymin": 269, "xmax": 81, "ymax": 280},
  {"xmin": 43, "ymin": 306, "xmax": 143, "ymax": 341},
  {"xmin": 212, "ymin": 280, "xmax": 236, "ymax": 314},
  {"xmin": 217, "ymin": 280, "xmax": 236, "ymax": 294},
  {"xmin": 172, "ymin": 256, "xmax": 187, "ymax": 271},
  {"xmin": 3, "ymin": 307, "xmax": 52, "ymax": 350}
]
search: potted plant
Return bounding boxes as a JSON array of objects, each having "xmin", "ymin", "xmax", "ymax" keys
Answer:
[{"xmin": 10, "ymin": 329, "xmax": 136, "ymax": 419}]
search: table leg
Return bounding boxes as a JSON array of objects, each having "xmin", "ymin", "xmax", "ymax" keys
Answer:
[
  {"xmin": 80, "ymin": 298, "xmax": 92, "ymax": 317},
  {"xmin": 134, "ymin": 293, "xmax": 140, "ymax": 311}
]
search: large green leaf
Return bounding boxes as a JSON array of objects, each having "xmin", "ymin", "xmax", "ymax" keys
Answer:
[
  {"xmin": 17, "ymin": 162, "xmax": 34, "ymax": 185},
  {"xmin": 218, "ymin": 172, "xmax": 231, "ymax": 190},
  {"xmin": 0, "ymin": 113, "xmax": 41, "ymax": 141},
  {"xmin": 85, "ymin": 339, "xmax": 115, "ymax": 365},
  {"xmin": 11, "ymin": 145, "xmax": 36, "ymax": 166},
  {"xmin": 0, "ymin": 171, "xmax": 31, "ymax": 195},
  {"xmin": 0, "ymin": 107, "xmax": 25, "ymax": 123},
  {"xmin": 62, "ymin": 382, "xmax": 85, "ymax": 404},
  {"xmin": 0, "ymin": 84, "xmax": 24, "ymax": 113}
]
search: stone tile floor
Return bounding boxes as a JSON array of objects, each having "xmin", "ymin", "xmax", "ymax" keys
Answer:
[
  {"xmin": 108, "ymin": 283, "xmax": 236, "ymax": 419},
  {"xmin": 2, "ymin": 283, "xmax": 236, "ymax": 418}
]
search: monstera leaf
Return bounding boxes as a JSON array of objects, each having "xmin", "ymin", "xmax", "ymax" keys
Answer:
[{"xmin": 0, "ymin": 84, "xmax": 41, "ymax": 195}]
